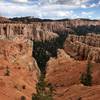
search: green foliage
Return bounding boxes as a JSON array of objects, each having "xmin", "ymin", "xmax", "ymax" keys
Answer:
[
  {"xmin": 80, "ymin": 61, "xmax": 93, "ymax": 86},
  {"xmin": 73, "ymin": 25, "xmax": 100, "ymax": 35},
  {"xmin": 33, "ymin": 41, "xmax": 50, "ymax": 73},
  {"xmin": 32, "ymin": 93, "xmax": 53, "ymax": 100},
  {"xmin": 32, "ymin": 34, "xmax": 67, "ymax": 100},
  {"xmin": 33, "ymin": 34, "xmax": 67, "ymax": 73},
  {"xmin": 32, "ymin": 75, "xmax": 53, "ymax": 100}
]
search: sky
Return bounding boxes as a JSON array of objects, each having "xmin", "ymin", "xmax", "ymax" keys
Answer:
[{"xmin": 0, "ymin": 0, "xmax": 100, "ymax": 19}]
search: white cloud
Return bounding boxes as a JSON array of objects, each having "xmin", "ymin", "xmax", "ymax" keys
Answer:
[
  {"xmin": 41, "ymin": 10, "xmax": 76, "ymax": 19},
  {"xmin": 12, "ymin": 0, "xmax": 28, "ymax": 3},
  {"xmin": 0, "ymin": 1, "xmax": 40, "ymax": 17},
  {"xmin": 0, "ymin": 1, "xmax": 78, "ymax": 19},
  {"xmin": 40, "ymin": 0, "xmax": 90, "ymax": 5},
  {"xmin": 0, "ymin": 0, "xmax": 99, "ymax": 19},
  {"xmin": 81, "ymin": 11, "xmax": 94, "ymax": 15},
  {"xmin": 40, "ymin": 0, "xmax": 99, "ymax": 9},
  {"xmin": 81, "ymin": 4, "xmax": 87, "ymax": 8},
  {"xmin": 81, "ymin": 2, "xmax": 99, "ymax": 8},
  {"xmin": 81, "ymin": 11, "xmax": 95, "ymax": 19},
  {"xmin": 89, "ymin": 3, "xmax": 96, "ymax": 7},
  {"xmin": 98, "ymin": 1, "xmax": 100, "ymax": 5}
]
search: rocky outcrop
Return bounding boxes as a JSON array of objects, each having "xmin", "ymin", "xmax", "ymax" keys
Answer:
[
  {"xmin": 0, "ymin": 24, "xmax": 58, "ymax": 41},
  {"xmin": 64, "ymin": 34, "xmax": 100, "ymax": 63},
  {"xmin": 54, "ymin": 84, "xmax": 100, "ymax": 100},
  {"xmin": 45, "ymin": 49, "xmax": 100, "ymax": 100},
  {"xmin": 0, "ymin": 16, "xmax": 11, "ymax": 23},
  {"xmin": 0, "ymin": 18, "xmax": 100, "ymax": 41},
  {"xmin": 68, "ymin": 33, "xmax": 100, "ymax": 47},
  {"xmin": 46, "ymin": 49, "xmax": 86, "ymax": 87},
  {"xmin": 0, "ymin": 39, "xmax": 40, "ymax": 100},
  {"xmin": 0, "ymin": 17, "xmax": 100, "ymax": 100}
]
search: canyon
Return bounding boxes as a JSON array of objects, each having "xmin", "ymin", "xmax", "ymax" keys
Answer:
[
  {"xmin": 0, "ymin": 17, "xmax": 100, "ymax": 100},
  {"xmin": 64, "ymin": 33, "xmax": 100, "ymax": 62}
]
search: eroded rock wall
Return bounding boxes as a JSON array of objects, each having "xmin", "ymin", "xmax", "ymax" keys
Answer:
[
  {"xmin": 0, "ymin": 23, "xmax": 58, "ymax": 41},
  {"xmin": 0, "ymin": 19, "xmax": 100, "ymax": 41},
  {"xmin": 0, "ymin": 38, "xmax": 40, "ymax": 100},
  {"xmin": 45, "ymin": 49, "xmax": 100, "ymax": 100},
  {"xmin": 68, "ymin": 33, "xmax": 100, "ymax": 47},
  {"xmin": 64, "ymin": 34, "xmax": 100, "ymax": 63}
]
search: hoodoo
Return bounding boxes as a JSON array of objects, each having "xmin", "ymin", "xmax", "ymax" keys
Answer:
[{"xmin": 0, "ymin": 16, "xmax": 100, "ymax": 100}]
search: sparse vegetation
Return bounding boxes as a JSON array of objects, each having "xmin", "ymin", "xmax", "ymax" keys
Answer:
[
  {"xmin": 22, "ymin": 85, "xmax": 26, "ymax": 89},
  {"xmin": 4, "ymin": 66, "xmax": 10, "ymax": 76},
  {"xmin": 32, "ymin": 74, "xmax": 53, "ymax": 100},
  {"xmin": 80, "ymin": 61, "xmax": 93, "ymax": 86},
  {"xmin": 78, "ymin": 97, "xmax": 82, "ymax": 100},
  {"xmin": 21, "ymin": 96, "xmax": 26, "ymax": 100},
  {"xmin": 32, "ymin": 34, "xmax": 67, "ymax": 100},
  {"xmin": 73, "ymin": 25, "xmax": 100, "ymax": 35},
  {"xmin": 33, "ymin": 34, "xmax": 67, "ymax": 73}
]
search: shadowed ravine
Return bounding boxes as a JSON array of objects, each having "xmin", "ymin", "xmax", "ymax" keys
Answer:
[
  {"xmin": 32, "ymin": 34, "xmax": 67, "ymax": 74},
  {"xmin": 32, "ymin": 34, "xmax": 67, "ymax": 100}
]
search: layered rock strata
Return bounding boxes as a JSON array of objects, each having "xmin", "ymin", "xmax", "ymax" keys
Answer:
[
  {"xmin": 68, "ymin": 33, "xmax": 100, "ymax": 47},
  {"xmin": 0, "ymin": 24, "xmax": 58, "ymax": 41},
  {"xmin": 0, "ymin": 18, "xmax": 100, "ymax": 41},
  {"xmin": 64, "ymin": 34, "xmax": 100, "ymax": 63}
]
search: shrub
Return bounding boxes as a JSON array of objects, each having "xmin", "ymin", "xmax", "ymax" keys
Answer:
[
  {"xmin": 32, "ymin": 75, "xmax": 53, "ymax": 100},
  {"xmin": 4, "ymin": 66, "xmax": 10, "ymax": 76},
  {"xmin": 22, "ymin": 85, "xmax": 26, "ymax": 89},
  {"xmin": 80, "ymin": 61, "xmax": 93, "ymax": 86},
  {"xmin": 21, "ymin": 96, "xmax": 26, "ymax": 100},
  {"xmin": 78, "ymin": 97, "xmax": 82, "ymax": 100}
]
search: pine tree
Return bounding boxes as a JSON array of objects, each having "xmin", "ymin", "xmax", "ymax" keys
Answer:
[
  {"xmin": 32, "ymin": 75, "xmax": 53, "ymax": 100},
  {"xmin": 80, "ymin": 61, "xmax": 93, "ymax": 86}
]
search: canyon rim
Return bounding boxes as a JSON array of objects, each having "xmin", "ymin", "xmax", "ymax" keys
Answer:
[{"xmin": 0, "ymin": 0, "xmax": 100, "ymax": 100}]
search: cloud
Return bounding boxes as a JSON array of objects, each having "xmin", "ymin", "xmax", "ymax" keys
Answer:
[
  {"xmin": 41, "ymin": 10, "xmax": 77, "ymax": 19},
  {"xmin": 98, "ymin": 1, "xmax": 100, "ymax": 5},
  {"xmin": 0, "ymin": 0, "xmax": 100, "ymax": 19},
  {"xmin": 0, "ymin": 1, "xmax": 39, "ymax": 17},
  {"xmin": 40, "ymin": 0, "xmax": 90, "ymax": 5},
  {"xmin": 81, "ymin": 11, "xmax": 94, "ymax": 15},
  {"xmin": 0, "ymin": 1, "xmax": 78, "ymax": 19},
  {"xmin": 40, "ymin": 0, "xmax": 99, "ymax": 9},
  {"xmin": 12, "ymin": 0, "xmax": 28, "ymax": 3},
  {"xmin": 81, "ymin": 11, "xmax": 94, "ymax": 18}
]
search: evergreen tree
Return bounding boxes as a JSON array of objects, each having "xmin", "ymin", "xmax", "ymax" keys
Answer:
[
  {"xmin": 80, "ymin": 61, "xmax": 93, "ymax": 86},
  {"xmin": 32, "ymin": 75, "xmax": 53, "ymax": 100}
]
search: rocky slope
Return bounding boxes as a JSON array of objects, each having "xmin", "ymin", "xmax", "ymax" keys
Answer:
[
  {"xmin": 0, "ymin": 17, "xmax": 100, "ymax": 100},
  {"xmin": 0, "ymin": 16, "xmax": 11, "ymax": 23},
  {"xmin": 0, "ymin": 38, "xmax": 40, "ymax": 100},
  {"xmin": 45, "ymin": 49, "xmax": 100, "ymax": 100},
  {"xmin": 45, "ymin": 33, "xmax": 100, "ymax": 100},
  {"xmin": 64, "ymin": 34, "xmax": 100, "ymax": 63}
]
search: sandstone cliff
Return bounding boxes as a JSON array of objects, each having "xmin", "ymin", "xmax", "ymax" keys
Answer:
[
  {"xmin": 0, "ymin": 23, "xmax": 58, "ymax": 41},
  {"xmin": 0, "ymin": 39, "xmax": 40, "ymax": 100},
  {"xmin": 64, "ymin": 34, "xmax": 100, "ymax": 63},
  {"xmin": 0, "ymin": 18, "xmax": 100, "ymax": 41},
  {"xmin": 0, "ymin": 17, "xmax": 100, "ymax": 100},
  {"xmin": 45, "ymin": 49, "xmax": 100, "ymax": 100},
  {"xmin": 0, "ymin": 16, "xmax": 11, "ymax": 23},
  {"xmin": 68, "ymin": 33, "xmax": 100, "ymax": 47}
]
